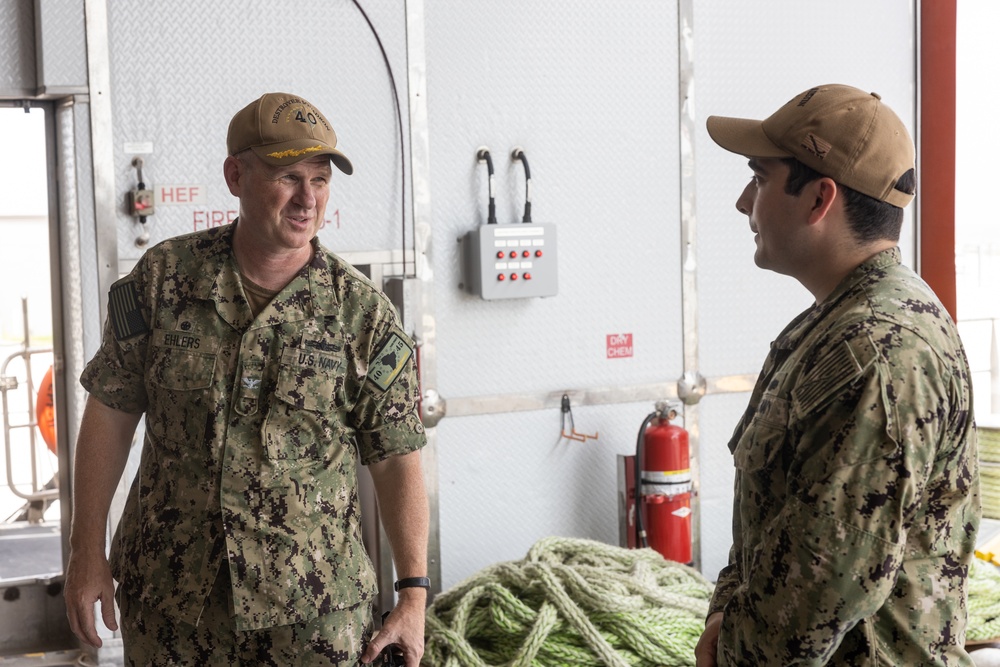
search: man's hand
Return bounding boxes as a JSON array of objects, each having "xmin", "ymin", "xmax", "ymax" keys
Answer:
[
  {"xmin": 361, "ymin": 592, "xmax": 426, "ymax": 666},
  {"xmin": 695, "ymin": 611, "xmax": 724, "ymax": 667},
  {"xmin": 64, "ymin": 547, "xmax": 118, "ymax": 647},
  {"xmin": 64, "ymin": 397, "xmax": 139, "ymax": 646},
  {"xmin": 365, "ymin": 451, "xmax": 429, "ymax": 665}
]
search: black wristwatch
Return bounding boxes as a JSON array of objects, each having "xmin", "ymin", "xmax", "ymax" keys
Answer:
[{"xmin": 393, "ymin": 576, "xmax": 431, "ymax": 591}]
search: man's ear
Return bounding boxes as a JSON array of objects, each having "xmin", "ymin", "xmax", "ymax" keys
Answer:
[
  {"xmin": 223, "ymin": 155, "xmax": 243, "ymax": 197},
  {"xmin": 806, "ymin": 177, "xmax": 838, "ymax": 225}
]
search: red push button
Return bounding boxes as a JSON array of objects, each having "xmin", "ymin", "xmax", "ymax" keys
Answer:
[
  {"xmin": 509, "ymin": 251, "xmax": 517, "ymax": 259},
  {"xmin": 522, "ymin": 250, "xmax": 530, "ymax": 258},
  {"xmin": 497, "ymin": 273, "xmax": 505, "ymax": 281},
  {"xmin": 523, "ymin": 272, "xmax": 532, "ymax": 280},
  {"xmin": 535, "ymin": 250, "xmax": 543, "ymax": 258},
  {"xmin": 510, "ymin": 273, "xmax": 518, "ymax": 281},
  {"xmin": 496, "ymin": 251, "xmax": 505, "ymax": 259}
]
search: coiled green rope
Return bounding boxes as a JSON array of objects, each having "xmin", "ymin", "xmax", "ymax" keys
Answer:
[
  {"xmin": 979, "ymin": 428, "xmax": 1000, "ymax": 519},
  {"xmin": 968, "ymin": 558, "xmax": 1000, "ymax": 642},
  {"xmin": 422, "ymin": 536, "xmax": 714, "ymax": 667}
]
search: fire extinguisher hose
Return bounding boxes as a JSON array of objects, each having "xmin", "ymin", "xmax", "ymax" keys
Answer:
[
  {"xmin": 634, "ymin": 411, "xmax": 658, "ymax": 549},
  {"xmin": 424, "ymin": 536, "xmax": 715, "ymax": 667}
]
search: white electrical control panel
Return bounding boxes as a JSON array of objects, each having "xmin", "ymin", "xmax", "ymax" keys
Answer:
[{"xmin": 462, "ymin": 222, "xmax": 558, "ymax": 300}]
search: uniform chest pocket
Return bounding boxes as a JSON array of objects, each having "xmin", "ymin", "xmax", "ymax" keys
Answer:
[
  {"xmin": 733, "ymin": 393, "xmax": 788, "ymax": 472},
  {"xmin": 263, "ymin": 347, "xmax": 349, "ymax": 461},
  {"xmin": 150, "ymin": 347, "xmax": 216, "ymax": 390},
  {"xmin": 146, "ymin": 340, "xmax": 218, "ymax": 445}
]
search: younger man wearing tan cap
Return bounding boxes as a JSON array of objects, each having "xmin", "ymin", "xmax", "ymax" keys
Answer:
[
  {"xmin": 65, "ymin": 93, "xmax": 430, "ymax": 666},
  {"xmin": 695, "ymin": 85, "xmax": 979, "ymax": 666}
]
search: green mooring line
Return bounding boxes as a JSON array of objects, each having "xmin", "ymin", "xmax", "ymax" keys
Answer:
[{"xmin": 423, "ymin": 537, "xmax": 714, "ymax": 667}]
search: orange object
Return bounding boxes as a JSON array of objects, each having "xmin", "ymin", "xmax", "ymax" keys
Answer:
[{"xmin": 36, "ymin": 366, "xmax": 56, "ymax": 454}]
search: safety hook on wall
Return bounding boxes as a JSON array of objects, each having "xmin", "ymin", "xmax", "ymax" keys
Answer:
[{"xmin": 560, "ymin": 394, "xmax": 599, "ymax": 443}]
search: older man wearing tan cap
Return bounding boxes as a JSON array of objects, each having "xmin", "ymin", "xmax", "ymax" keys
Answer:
[
  {"xmin": 65, "ymin": 92, "xmax": 430, "ymax": 666},
  {"xmin": 695, "ymin": 85, "xmax": 979, "ymax": 666}
]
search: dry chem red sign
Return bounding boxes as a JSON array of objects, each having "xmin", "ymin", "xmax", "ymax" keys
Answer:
[{"xmin": 606, "ymin": 333, "xmax": 633, "ymax": 359}]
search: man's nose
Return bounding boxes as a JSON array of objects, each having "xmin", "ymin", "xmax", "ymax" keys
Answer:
[
  {"xmin": 293, "ymin": 181, "xmax": 317, "ymax": 207},
  {"xmin": 736, "ymin": 182, "xmax": 753, "ymax": 216}
]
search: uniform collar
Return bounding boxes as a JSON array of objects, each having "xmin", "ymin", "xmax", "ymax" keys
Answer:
[
  {"xmin": 771, "ymin": 246, "xmax": 901, "ymax": 352},
  {"xmin": 193, "ymin": 222, "xmax": 342, "ymax": 331},
  {"xmin": 819, "ymin": 246, "xmax": 901, "ymax": 308},
  {"xmin": 250, "ymin": 238, "xmax": 341, "ymax": 329}
]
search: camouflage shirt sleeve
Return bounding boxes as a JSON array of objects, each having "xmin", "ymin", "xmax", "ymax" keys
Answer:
[
  {"xmin": 717, "ymin": 331, "xmax": 959, "ymax": 664},
  {"xmin": 80, "ymin": 258, "xmax": 153, "ymax": 414},
  {"xmin": 352, "ymin": 303, "xmax": 425, "ymax": 466}
]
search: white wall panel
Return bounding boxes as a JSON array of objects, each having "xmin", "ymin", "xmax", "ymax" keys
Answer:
[
  {"xmin": 33, "ymin": 0, "xmax": 88, "ymax": 94},
  {"xmin": 0, "ymin": 0, "xmax": 36, "ymax": 97},
  {"xmin": 105, "ymin": 1, "xmax": 411, "ymax": 268},
  {"xmin": 693, "ymin": 0, "xmax": 917, "ymax": 378},
  {"xmin": 425, "ymin": 1, "xmax": 684, "ymax": 398},
  {"xmin": 437, "ymin": 400, "xmax": 658, "ymax": 590},
  {"xmin": 423, "ymin": 1, "xmax": 695, "ymax": 588}
]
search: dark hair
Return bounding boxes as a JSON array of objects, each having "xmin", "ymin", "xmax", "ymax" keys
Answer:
[{"xmin": 780, "ymin": 158, "xmax": 915, "ymax": 244}]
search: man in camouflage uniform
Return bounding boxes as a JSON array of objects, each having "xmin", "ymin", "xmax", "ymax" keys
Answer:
[
  {"xmin": 694, "ymin": 85, "xmax": 980, "ymax": 666},
  {"xmin": 65, "ymin": 92, "xmax": 430, "ymax": 666}
]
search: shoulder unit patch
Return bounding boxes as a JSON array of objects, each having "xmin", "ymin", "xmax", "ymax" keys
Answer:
[
  {"xmin": 109, "ymin": 279, "xmax": 149, "ymax": 341},
  {"xmin": 366, "ymin": 328, "xmax": 413, "ymax": 392}
]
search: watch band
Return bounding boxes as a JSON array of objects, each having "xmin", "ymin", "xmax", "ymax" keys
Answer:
[{"xmin": 393, "ymin": 576, "xmax": 431, "ymax": 591}]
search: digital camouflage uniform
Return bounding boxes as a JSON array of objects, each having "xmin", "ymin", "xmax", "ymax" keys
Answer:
[
  {"xmin": 709, "ymin": 247, "xmax": 980, "ymax": 666},
  {"xmin": 81, "ymin": 223, "xmax": 426, "ymax": 634}
]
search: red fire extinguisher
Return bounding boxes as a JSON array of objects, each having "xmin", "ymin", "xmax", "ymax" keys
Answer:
[{"xmin": 634, "ymin": 402, "xmax": 692, "ymax": 564}]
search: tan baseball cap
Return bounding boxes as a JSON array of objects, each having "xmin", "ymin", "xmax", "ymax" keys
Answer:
[
  {"xmin": 227, "ymin": 92, "xmax": 353, "ymax": 174},
  {"xmin": 706, "ymin": 84, "xmax": 914, "ymax": 208}
]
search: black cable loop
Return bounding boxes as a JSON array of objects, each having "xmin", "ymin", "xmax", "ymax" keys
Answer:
[
  {"xmin": 511, "ymin": 148, "xmax": 532, "ymax": 223},
  {"xmin": 477, "ymin": 148, "xmax": 497, "ymax": 225},
  {"xmin": 352, "ymin": 0, "xmax": 411, "ymax": 276}
]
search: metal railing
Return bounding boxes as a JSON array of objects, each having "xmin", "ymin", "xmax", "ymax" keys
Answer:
[
  {"xmin": 958, "ymin": 316, "xmax": 1000, "ymax": 418},
  {"xmin": 1, "ymin": 298, "xmax": 58, "ymax": 522},
  {"xmin": 958, "ymin": 316, "xmax": 1000, "ymax": 417}
]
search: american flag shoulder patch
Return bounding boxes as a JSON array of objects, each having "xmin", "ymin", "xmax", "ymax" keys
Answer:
[{"xmin": 109, "ymin": 279, "xmax": 149, "ymax": 341}]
